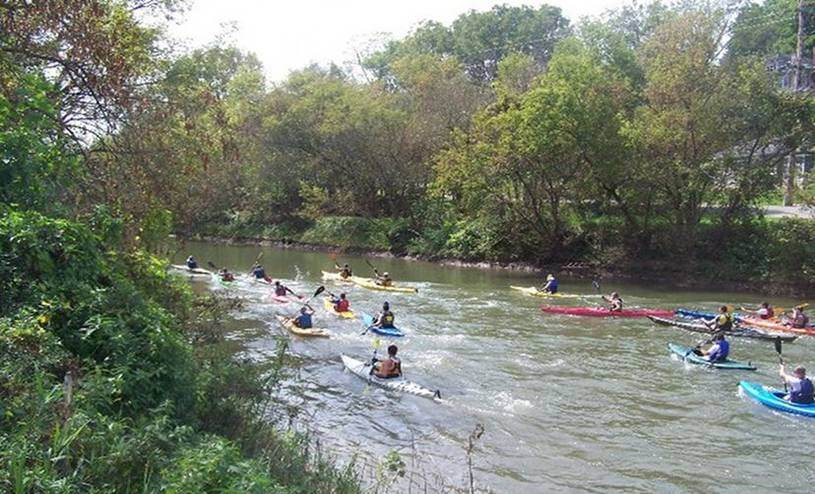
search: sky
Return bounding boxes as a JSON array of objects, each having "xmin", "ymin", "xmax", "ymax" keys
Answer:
[{"xmin": 167, "ymin": 0, "xmax": 628, "ymax": 82}]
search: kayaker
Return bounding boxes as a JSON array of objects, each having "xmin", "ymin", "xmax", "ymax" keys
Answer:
[
  {"xmin": 698, "ymin": 333, "xmax": 729, "ymax": 362},
  {"xmin": 331, "ymin": 292, "xmax": 350, "ymax": 312},
  {"xmin": 705, "ymin": 306, "xmax": 733, "ymax": 332},
  {"xmin": 273, "ymin": 281, "xmax": 296, "ymax": 297},
  {"xmin": 540, "ymin": 274, "xmax": 558, "ymax": 294},
  {"xmin": 374, "ymin": 302, "xmax": 396, "ymax": 328},
  {"xmin": 784, "ymin": 306, "xmax": 810, "ymax": 329},
  {"xmin": 218, "ymin": 268, "xmax": 235, "ymax": 282},
  {"xmin": 742, "ymin": 302, "xmax": 774, "ymax": 320},
  {"xmin": 375, "ymin": 271, "xmax": 393, "ymax": 287},
  {"xmin": 292, "ymin": 306, "xmax": 315, "ymax": 329},
  {"xmin": 602, "ymin": 292, "xmax": 623, "ymax": 311},
  {"xmin": 251, "ymin": 264, "xmax": 267, "ymax": 280},
  {"xmin": 186, "ymin": 255, "xmax": 198, "ymax": 269},
  {"xmin": 338, "ymin": 263, "xmax": 353, "ymax": 279},
  {"xmin": 372, "ymin": 344, "xmax": 402, "ymax": 379},
  {"xmin": 779, "ymin": 364, "xmax": 814, "ymax": 404}
]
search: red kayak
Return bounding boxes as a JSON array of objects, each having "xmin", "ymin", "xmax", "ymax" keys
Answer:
[{"xmin": 541, "ymin": 305, "xmax": 674, "ymax": 318}]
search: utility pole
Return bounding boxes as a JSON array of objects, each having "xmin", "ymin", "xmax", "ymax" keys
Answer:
[{"xmin": 784, "ymin": 0, "xmax": 806, "ymax": 206}]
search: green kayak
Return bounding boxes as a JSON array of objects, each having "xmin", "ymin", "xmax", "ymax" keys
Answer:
[{"xmin": 667, "ymin": 343, "xmax": 756, "ymax": 370}]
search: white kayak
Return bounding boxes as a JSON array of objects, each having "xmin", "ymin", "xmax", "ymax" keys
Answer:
[
  {"xmin": 169, "ymin": 264, "xmax": 211, "ymax": 277},
  {"xmin": 341, "ymin": 355, "xmax": 441, "ymax": 401}
]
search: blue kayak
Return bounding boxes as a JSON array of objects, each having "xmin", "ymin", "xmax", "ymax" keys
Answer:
[
  {"xmin": 740, "ymin": 381, "xmax": 815, "ymax": 417},
  {"xmin": 667, "ymin": 343, "xmax": 756, "ymax": 370},
  {"xmin": 675, "ymin": 308, "xmax": 718, "ymax": 320},
  {"xmin": 361, "ymin": 312, "xmax": 404, "ymax": 337}
]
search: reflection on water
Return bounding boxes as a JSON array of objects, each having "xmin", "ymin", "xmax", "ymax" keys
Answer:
[{"xmin": 175, "ymin": 241, "xmax": 815, "ymax": 493}]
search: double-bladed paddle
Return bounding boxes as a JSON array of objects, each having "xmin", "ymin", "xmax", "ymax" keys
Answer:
[{"xmin": 775, "ymin": 336, "xmax": 788, "ymax": 393}]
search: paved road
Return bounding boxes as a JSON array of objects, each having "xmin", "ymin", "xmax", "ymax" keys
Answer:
[{"xmin": 763, "ymin": 205, "xmax": 814, "ymax": 219}]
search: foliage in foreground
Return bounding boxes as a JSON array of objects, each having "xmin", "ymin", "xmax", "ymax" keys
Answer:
[{"xmin": 0, "ymin": 209, "xmax": 360, "ymax": 493}]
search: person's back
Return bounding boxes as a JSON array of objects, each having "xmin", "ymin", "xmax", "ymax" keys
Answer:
[
  {"xmin": 374, "ymin": 345, "xmax": 402, "ymax": 379},
  {"xmin": 340, "ymin": 265, "xmax": 352, "ymax": 279},
  {"xmin": 377, "ymin": 272, "xmax": 393, "ymax": 287},
  {"xmin": 791, "ymin": 309, "xmax": 809, "ymax": 329},
  {"xmin": 274, "ymin": 283, "xmax": 287, "ymax": 296},
  {"xmin": 713, "ymin": 307, "xmax": 733, "ymax": 331},
  {"xmin": 186, "ymin": 256, "xmax": 198, "ymax": 269},
  {"xmin": 790, "ymin": 375, "xmax": 815, "ymax": 404},
  {"xmin": 295, "ymin": 311, "xmax": 312, "ymax": 329},
  {"xmin": 335, "ymin": 295, "xmax": 350, "ymax": 312},
  {"xmin": 252, "ymin": 265, "xmax": 266, "ymax": 279},
  {"xmin": 379, "ymin": 310, "xmax": 395, "ymax": 328},
  {"xmin": 543, "ymin": 274, "xmax": 558, "ymax": 294}
]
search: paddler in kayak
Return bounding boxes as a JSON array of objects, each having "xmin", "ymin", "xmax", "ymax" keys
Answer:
[
  {"xmin": 337, "ymin": 263, "xmax": 353, "ymax": 279},
  {"xmin": 186, "ymin": 255, "xmax": 199, "ymax": 269},
  {"xmin": 374, "ymin": 270, "xmax": 394, "ymax": 287},
  {"xmin": 602, "ymin": 292, "xmax": 623, "ymax": 312},
  {"xmin": 373, "ymin": 302, "xmax": 396, "ymax": 328},
  {"xmin": 741, "ymin": 302, "xmax": 774, "ymax": 320},
  {"xmin": 218, "ymin": 268, "xmax": 235, "ymax": 282},
  {"xmin": 697, "ymin": 333, "xmax": 729, "ymax": 362},
  {"xmin": 331, "ymin": 292, "xmax": 350, "ymax": 312},
  {"xmin": 273, "ymin": 280, "xmax": 298, "ymax": 298},
  {"xmin": 292, "ymin": 306, "xmax": 315, "ymax": 329},
  {"xmin": 705, "ymin": 306, "xmax": 734, "ymax": 332},
  {"xmin": 540, "ymin": 274, "xmax": 558, "ymax": 294},
  {"xmin": 372, "ymin": 344, "xmax": 402, "ymax": 379},
  {"xmin": 251, "ymin": 264, "xmax": 269, "ymax": 281},
  {"xmin": 779, "ymin": 364, "xmax": 814, "ymax": 404},
  {"xmin": 784, "ymin": 306, "xmax": 810, "ymax": 329}
]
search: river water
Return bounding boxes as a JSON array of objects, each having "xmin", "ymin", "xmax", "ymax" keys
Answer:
[{"xmin": 175, "ymin": 241, "xmax": 814, "ymax": 493}]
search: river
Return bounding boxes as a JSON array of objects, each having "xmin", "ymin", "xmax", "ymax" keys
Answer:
[{"xmin": 175, "ymin": 241, "xmax": 814, "ymax": 493}]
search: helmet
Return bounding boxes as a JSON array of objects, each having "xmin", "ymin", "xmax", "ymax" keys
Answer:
[{"xmin": 383, "ymin": 272, "xmax": 390, "ymax": 277}]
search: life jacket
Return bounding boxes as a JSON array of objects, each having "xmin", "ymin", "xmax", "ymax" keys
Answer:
[
  {"xmin": 186, "ymin": 258, "xmax": 198, "ymax": 269},
  {"xmin": 378, "ymin": 357, "xmax": 401, "ymax": 378},
  {"xmin": 381, "ymin": 311, "xmax": 395, "ymax": 328},
  {"xmin": 546, "ymin": 280, "xmax": 558, "ymax": 293},
  {"xmin": 793, "ymin": 313, "xmax": 810, "ymax": 329},
  {"xmin": 609, "ymin": 298, "xmax": 623, "ymax": 311},
  {"xmin": 335, "ymin": 299, "xmax": 350, "ymax": 312},
  {"xmin": 716, "ymin": 313, "xmax": 733, "ymax": 331},
  {"xmin": 341, "ymin": 269, "xmax": 352, "ymax": 278},
  {"xmin": 763, "ymin": 307, "xmax": 774, "ymax": 319},
  {"xmin": 790, "ymin": 377, "xmax": 815, "ymax": 404},
  {"xmin": 295, "ymin": 313, "xmax": 312, "ymax": 329},
  {"xmin": 707, "ymin": 340, "xmax": 729, "ymax": 362},
  {"xmin": 275, "ymin": 286, "xmax": 287, "ymax": 296}
]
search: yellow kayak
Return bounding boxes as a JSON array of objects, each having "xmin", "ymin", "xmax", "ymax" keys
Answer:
[
  {"xmin": 321, "ymin": 270, "xmax": 354, "ymax": 283},
  {"xmin": 274, "ymin": 315, "xmax": 330, "ymax": 338},
  {"xmin": 323, "ymin": 297, "xmax": 356, "ymax": 319},
  {"xmin": 510, "ymin": 286, "xmax": 582, "ymax": 298},
  {"xmin": 349, "ymin": 276, "xmax": 418, "ymax": 293}
]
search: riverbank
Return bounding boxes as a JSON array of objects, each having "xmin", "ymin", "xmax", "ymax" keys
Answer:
[
  {"xmin": 183, "ymin": 227, "xmax": 815, "ymax": 298},
  {"xmin": 0, "ymin": 210, "xmax": 360, "ymax": 493}
]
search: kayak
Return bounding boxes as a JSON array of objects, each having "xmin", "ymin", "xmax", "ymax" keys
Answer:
[
  {"xmin": 738, "ymin": 315, "xmax": 815, "ymax": 336},
  {"xmin": 169, "ymin": 264, "xmax": 211, "ymax": 277},
  {"xmin": 510, "ymin": 286, "xmax": 582, "ymax": 298},
  {"xmin": 271, "ymin": 294, "xmax": 294, "ymax": 304},
  {"xmin": 676, "ymin": 308, "xmax": 815, "ymax": 336},
  {"xmin": 361, "ymin": 312, "xmax": 404, "ymax": 337},
  {"xmin": 323, "ymin": 297, "xmax": 356, "ymax": 319},
  {"xmin": 541, "ymin": 305, "xmax": 674, "ymax": 318},
  {"xmin": 349, "ymin": 276, "xmax": 418, "ymax": 294},
  {"xmin": 667, "ymin": 343, "xmax": 757, "ymax": 370},
  {"xmin": 341, "ymin": 355, "xmax": 440, "ymax": 401},
  {"xmin": 321, "ymin": 270, "xmax": 354, "ymax": 283},
  {"xmin": 274, "ymin": 315, "xmax": 329, "ymax": 338},
  {"xmin": 740, "ymin": 381, "xmax": 815, "ymax": 417},
  {"xmin": 648, "ymin": 316, "xmax": 797, "ymax": 342}
]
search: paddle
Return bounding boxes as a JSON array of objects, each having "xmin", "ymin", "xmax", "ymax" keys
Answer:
[
  {"xmin": 360, "ymin": 311, "xmax": 377, "ymax": 336},
  {"xmin": 365, "ymin": 259, "xmax": 379, "ymax": 276},
  {"xmin": 775, "ymin": 336, "xmax": 788, "ymax": 393},
  {"xmin": 248, "ymin": 251, "xmax": 264, "ymax": 273}
]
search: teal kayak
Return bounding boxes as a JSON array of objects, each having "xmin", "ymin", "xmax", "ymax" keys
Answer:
[
  {"xmin": 667, "ymin": 343, "xmax": 756, "ymax": 370},
  {"xmin": 740, "ymin": 381, "xmax": 815, "ymax": 417}
]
